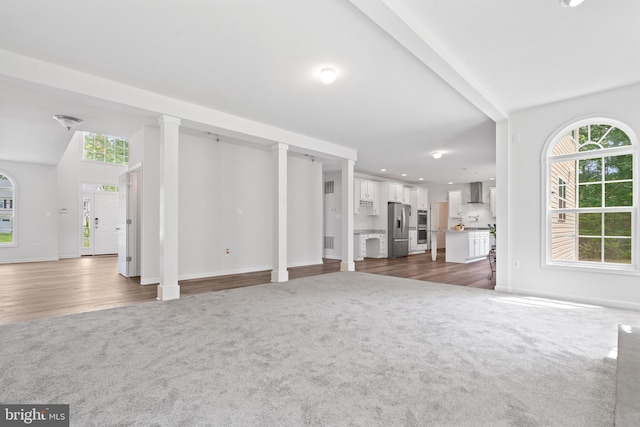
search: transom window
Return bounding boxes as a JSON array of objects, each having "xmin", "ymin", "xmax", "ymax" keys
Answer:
[
  {"xmin": 545, "ymin": 120, "xmax": 637, "ymax": 271},
  {"xmin": 0, "ymin": 173, "xmax": 15, "ymax": 246},
  {"xmin": 83, "ymin": 132, "xmax": 129, "ymax": 165}
]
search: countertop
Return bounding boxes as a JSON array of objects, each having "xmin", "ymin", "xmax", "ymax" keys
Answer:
[{"xmin": 354, "ymin": 229, "xmax": 386, "ymax": 235}]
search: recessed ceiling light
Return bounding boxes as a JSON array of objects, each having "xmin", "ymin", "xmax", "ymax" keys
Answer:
[
  {"xmin": 419, "ymin": 178, "xmax": 424, "ymax": 181},
  {"xmin": 319, "ymin": 67, "xmax": 337, "ymax": 84},
  {"xmin": 490, "ymin": 177, "xmax": 496, "ymax": 181},
  {"xmin": 380, "ymin": 168, "xmax": 387, "ymax": 172},
  {"xmin": 560, "ymin": 0, "xmax": 584, "ymax": 7},
  {"xmin": 401, "ymin": 173, "xmax": 407, "ymax": 177},
  {"xmin": 432, "ymin": 152, "xmax": 442, "ymax": 159},
  {"xmin": 448, "ymin": 182, "xmax": 454, "ymax": 185}
]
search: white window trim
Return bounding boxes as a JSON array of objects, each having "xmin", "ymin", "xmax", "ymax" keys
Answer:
[
  {"xmin": 81, "ymin": 132, "xmax": 129, "ymax": 166},
  {"xmin": 541, "ymin": 117, "xmax": 639, "ymax": 275},
  {"xmin": 0, "ymin": 172, "xmax": 17, "ymax": 248}
]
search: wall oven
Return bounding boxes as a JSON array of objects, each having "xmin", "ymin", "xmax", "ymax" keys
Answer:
[{"xmin": 417, "ymin": 210, "xmax": 428, "ymax": 244}]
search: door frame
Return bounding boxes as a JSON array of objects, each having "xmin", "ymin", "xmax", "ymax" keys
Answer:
[{"xmin": 79, "ymin": 181, "xmax": 120, "ymax": 256}]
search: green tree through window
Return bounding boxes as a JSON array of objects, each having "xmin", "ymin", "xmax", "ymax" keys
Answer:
[
  {"xmin": 548, "ymin": 121, "xmax": 635, "ymax": 267},
  {"xmin": 83, "ymin": 132, "xmax": 129, "ymax": 165}
]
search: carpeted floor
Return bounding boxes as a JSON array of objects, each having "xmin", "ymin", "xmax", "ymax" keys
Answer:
[{"xmin": 2, "ymin": 272, "xmax": 639, "ymax": 426}]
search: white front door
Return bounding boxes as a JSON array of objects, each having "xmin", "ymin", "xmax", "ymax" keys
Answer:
[{"xmin": 94, "ymin": 192, "xmax": 119, "ymax": 255}]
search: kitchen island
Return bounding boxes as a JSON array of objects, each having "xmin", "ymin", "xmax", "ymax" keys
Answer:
[{"xmin": 445, "ymin": 229, "xmax": 491, "ymax": 263}]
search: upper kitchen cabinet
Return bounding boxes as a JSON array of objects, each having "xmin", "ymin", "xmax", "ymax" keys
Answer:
[
  {"xmin": 354, "ymin": 178, "xmax": 379, "ymax": 215},
  {"xmin": 412, "ymin": 187, "xmax": 429, "ymax": 210},
  {"xmin": 387, "ymin": 182, "xmax": 409, "ymax": 204},
  {"xmin": 448, "ymin": 190, "xmax": 462, "ymax": 218}
]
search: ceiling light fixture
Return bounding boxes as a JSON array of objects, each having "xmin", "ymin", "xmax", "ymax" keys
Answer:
[
  {"xmin": 419, "ymin": 178, "xmax": 424, "ymax": 181},
  {"xmin": 380, "ymin": 168, "xmax": 387, "ymax": 172},
  {"xmin": 53, "ymin": 115, "xmax": 83, "ymax": 131},
  {"xmin": 401, "ymin": 173, "xmax": 407, "ymax": 177},
  {"xmin": 319, "ymin": 67, "xmax": 337, "ymax": 84},
  {"xmin": 432, "ymin": 152, "xmax": 442, "ymax": 159},
  {"xmin": 560, "ymin": 0, "xmax": 585, "ymax": 7}
]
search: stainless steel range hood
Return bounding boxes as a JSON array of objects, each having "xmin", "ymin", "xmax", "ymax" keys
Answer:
[{"xmin": 469, "ymin": 182, "xmax": 484, "ymax": 203}]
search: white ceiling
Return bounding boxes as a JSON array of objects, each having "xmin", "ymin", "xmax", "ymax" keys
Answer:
[{"xmin": 0, "ymin": 0, "xmax": 638, "ymax": 185}]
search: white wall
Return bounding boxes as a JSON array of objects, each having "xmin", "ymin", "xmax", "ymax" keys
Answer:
[
  {"xmin": 288, "ymin": 156, "xmax": 323, "ymax": 267},
  {"xmin": 503, "ymin": 83, "xmax": 640, "ymax": 309},
  {"xmin": 56, "ymin": 132, "xmax": 127, "ymax": 258},
  {"xmin": 0, "ymin": 160, "xmax": 58, "ymax": 263},
  {"xmin": 178, "ymin": 133, "xmax": 274, "ymax": 279},
  {"xmin": 134, "ymin": 128, "xmax": 324, "ymax": 284}
]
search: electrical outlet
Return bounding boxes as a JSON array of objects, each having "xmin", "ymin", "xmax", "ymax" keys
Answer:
[
  {"xmin": 513, "ymin": 260, "xmax": 520, "ymax": 268},
  {"xmin": 33, "ymin": 243, "xmax": 39, "ymax": 249}
]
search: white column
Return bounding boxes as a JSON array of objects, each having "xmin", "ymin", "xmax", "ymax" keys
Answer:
[
  {"xmin": 271, "ymin": 143, "xmax": 289, "ymax": 282},
  {"xmin": 341, "ymin": 159, "xmax": 355, "ymax": 271},
  {"xmin": 495, "ymin": 119, "xmax": 509, "ymax": 292},
  {"xmin": 157, "ymin": 115, "xmax": 181, "ymax": 301}
]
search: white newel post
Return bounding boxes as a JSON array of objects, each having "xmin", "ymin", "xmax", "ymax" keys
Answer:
[
  {"xmin": 271, "ymin": 143, "xmax": 289, "ymax": 282},
  {"xmin": 341, "ymin": 159, "xmax": 355, "ymax": 271},
  {"xmin": 157, "ymin": 115, "xmax": 181, "ymax": 301}
]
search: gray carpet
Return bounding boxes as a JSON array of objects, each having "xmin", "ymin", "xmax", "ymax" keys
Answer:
[{"xmin": 2, "ymin": 272, "xmax": 639, "ymax": 426}]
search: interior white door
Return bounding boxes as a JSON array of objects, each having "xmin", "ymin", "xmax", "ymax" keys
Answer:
[
  {"xmin": 117, "ymin": 172, "xmax": 129, "ymax": 275},
  {"xmin": 94, "ymin": 192, "xmax": 119, "ymax": 255}
]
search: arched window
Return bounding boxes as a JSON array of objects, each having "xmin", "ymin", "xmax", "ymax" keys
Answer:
[
  {"xmin": 0, "ymin": 173, "xmax": 15, "ymax": 246},
  {"xmin": 544, "ymin": 119, "xmax": 637, "ymax": 271}
]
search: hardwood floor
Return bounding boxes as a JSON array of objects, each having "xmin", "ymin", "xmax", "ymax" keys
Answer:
[{"xmin": 0, "ymin": 250, "xmax": 495, "ymax": 325}]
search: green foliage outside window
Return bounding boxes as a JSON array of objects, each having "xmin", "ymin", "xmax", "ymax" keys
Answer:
[
  {"xmin": 83, "ymin": 133, "xmax": 129, "ymax": 165},
  {"xmin": 551, "ymin": 123, "xmax": 635, "ymax": 266}
]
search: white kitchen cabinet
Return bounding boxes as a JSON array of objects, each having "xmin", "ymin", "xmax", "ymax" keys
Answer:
[
  {"xmin": 445, "ymin": 230, "xmax": 490, "ymax": 263},
  {"xmin": 363, "ymin": 181, "xmax": 379, "ymax": 215},
  {"xmin": 467, "ymin": 231, "xmax": 491, "ymax": 258},
  {"xmin": 409, "ymin": 230, "xmax": 426, "ymax": 254},
  {"xmin": 490, "ymin": 187, "xmax": 496, "ymax": 217},
  {"xmin": 379, "ymin": 234, "xmax": 387, "ymax": 257},
  {"xmin": 354, "ymin": 233, "xmax": 387, "ymax": 260},
  {"xmin": 354, "ymin": 179, "xmax": 379, "ymax": 216},
  {"xmin": 360, "ymin": 180, "xmax": 376, "ymax": 201},
  {"xmin": 448, "ymin": 190, "xmax": 462, "ymax": 218},
  {"xmin": 409, "ymin": 230, "xmax": 417, "ymax": 253},
  {"xmin": 387, "ymin": 183, "xmax": 409, "ymax": 204},
  {"xmin": 416, "ymin": 187, "xmax": 429, "ymax": 210},
  {"xmin": 403, "ymin": 187, "xmax": 410, "ymax": 205},
  {"xmin": 388, "ymin": 183, "xmax": 402, "ymax": 202}
]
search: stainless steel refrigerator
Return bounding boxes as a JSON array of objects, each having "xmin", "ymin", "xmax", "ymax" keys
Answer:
[{"xmin": 387, "ymin": 202, "xmax": 410, "ymax": 258}]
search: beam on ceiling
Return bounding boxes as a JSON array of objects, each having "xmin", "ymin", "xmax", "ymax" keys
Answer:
[
  {"xmin": 347, "ymin": 0, "xmax": 508, "ymax": 122},
  {"xmin": 0, "ymin": 49, "xmax": 357, "ymax": 162}
]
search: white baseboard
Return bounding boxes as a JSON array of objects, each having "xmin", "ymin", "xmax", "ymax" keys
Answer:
[
  {"xmin": 58, "ymin": 254, "xmax": 80, "ymax": 259},
  {"xmin": 0, "ymin": 257, "xmax": 59, "ymax": 265},
  {"xmin": 140, "ymin": 277, "xmax": 159, "ymax": 285},
  {"xmin": 323, "ymin": 255, "xmax": 342, "ymax": 260},
  {"xmin": 178, "ymin": 265, "xmax": 273, "ymax": 282},
  {"xmin": 142, "ymin": 260, "xmax": 326, "ymax": 286},
  {"xmin": 494, "ymin": 285, "xmax": 640, "ymax": 311},
  {"xmin": 288, "ymin": 259, "xmax": 324, "ymax": 268}
]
